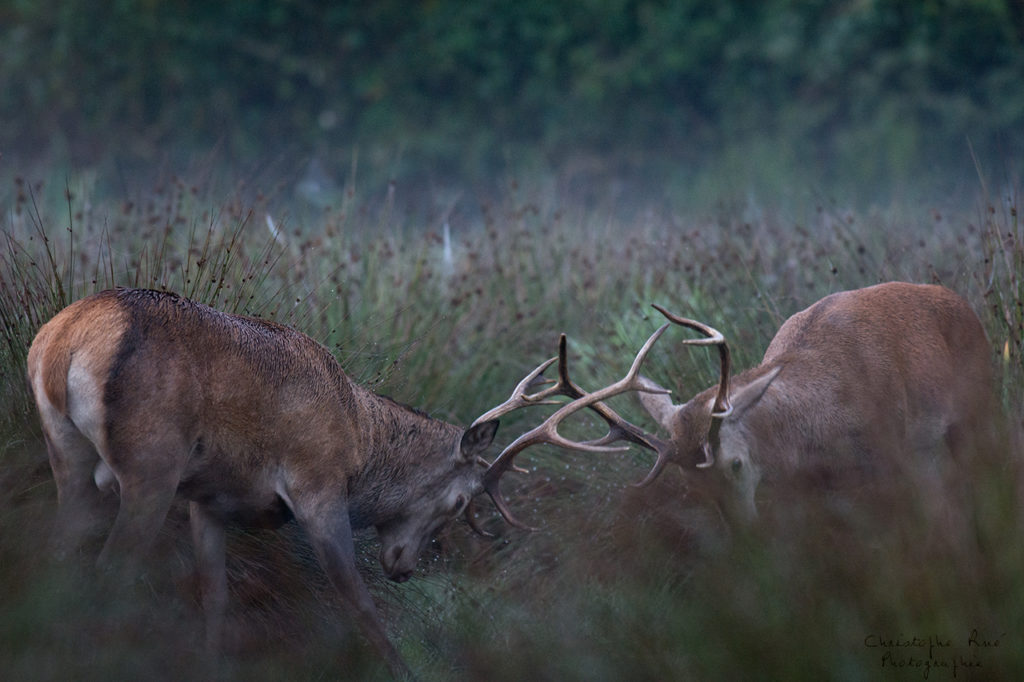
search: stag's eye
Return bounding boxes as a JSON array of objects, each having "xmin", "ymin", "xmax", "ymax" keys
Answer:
[
  {"xmin": 730, "ymin": 459, "xmax": 743, "ymax": 475},
  {"xmin": 452, "ymin": 494, "xmax": 468, "ymax": 517}
]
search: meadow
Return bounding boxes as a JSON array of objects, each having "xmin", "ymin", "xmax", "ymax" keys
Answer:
[{"xmin": 1, "ymin": 168, "xmax": 1022, "ymax": 681}]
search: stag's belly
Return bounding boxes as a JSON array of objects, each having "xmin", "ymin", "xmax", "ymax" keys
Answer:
[
  {"xmin": 177, "ymin": 439, "xmax": 294, "ymax": 528},
  {"xmin": 178, "ymin": 476, "xmax": 294, "ymax": 528}
]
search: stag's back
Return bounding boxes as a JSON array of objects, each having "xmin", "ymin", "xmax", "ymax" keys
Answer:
[{"xmin": 760, "ymin": 282, "xmax": 993, "ymax": 462}]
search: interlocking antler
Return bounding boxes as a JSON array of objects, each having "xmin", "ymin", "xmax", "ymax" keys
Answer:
[
  {"xmin": 470, "ymin": 304, "xmax": 735, "ymax": 531},
  {"xmin": 475, "ymin": 325, "xmax": 674, "ymax": 530}
]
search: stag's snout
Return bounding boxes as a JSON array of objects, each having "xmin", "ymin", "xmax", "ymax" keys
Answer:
[{"xmin": 380, "ymin": 543, "xmax": 416, "ymax": 583}]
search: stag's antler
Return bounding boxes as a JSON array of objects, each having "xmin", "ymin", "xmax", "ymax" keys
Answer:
[
  {"xmin": 471, "ymin": 305, "xmax": 735, "ymax": 529},
  {"xmin": 475, "ymin": 326, "xmax": 674, "ymax": 530},
  {"xmin": 649, "ymin": 304, "xmax": 732, "ymax": 469}
]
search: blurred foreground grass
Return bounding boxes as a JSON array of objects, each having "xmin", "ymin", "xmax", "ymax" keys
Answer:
[{"xmin": 1, "ymin": 171, "xmax": 1022, "ymax": 680}]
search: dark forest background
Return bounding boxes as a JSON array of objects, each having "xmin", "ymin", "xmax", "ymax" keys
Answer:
[{"xmin": 3, "ymin": 0, "xmax": 1023, "ymax": 203}]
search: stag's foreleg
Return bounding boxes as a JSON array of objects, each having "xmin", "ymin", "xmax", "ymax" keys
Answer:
[
  {"xmin": 294, "ymin": 495, "xmax": 410, "ymax": 679},
  {"xmin": 190, "ymin": 501, "xmax": 228, "ymax": 655}
]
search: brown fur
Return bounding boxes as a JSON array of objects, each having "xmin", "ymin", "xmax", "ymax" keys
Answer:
[
  {"xmin": 639, "ymin": 282, "xmax": 996, "ymax": 524},
  {"xmin": 27, "ymin": 287, "xmax": 498, "ymax": 676},
  {"xmin": 28, "ymin": 290, "xmax": 128, "ymax": 416}
]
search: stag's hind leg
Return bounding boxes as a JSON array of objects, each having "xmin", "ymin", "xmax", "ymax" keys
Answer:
[
  {"xmin": 36, "ymin": 349, "xmax": 124, "ymax": 559},
  {"xmin": 41, "ymin": 418, "xmax": 110, "ymax": 559},
  {"xmin": 94, "ymin": 430, "xmax": 192, "ymax": 575},
  {"xmin": 33, "ymin": 367, "xmax": 109, "ymax": 559}
]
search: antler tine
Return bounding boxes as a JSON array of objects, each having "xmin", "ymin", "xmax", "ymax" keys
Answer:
[
  {"xmin": 481, "ymin": 323, "xmax": 674, "ymax": 529},
  {"xmin": 634, "ymin": 449, "xmax": 672, "ymax": 487},
  {"xmin": 470, "ymin": 356, "xmax": 559, "ymax": 428},
  {"xmin": 652, "ymin": 303, "xmax": 733, "ymax": 419},
  {"xmin": 471, "ymin": 334, "xmax": 601, "ymax": 430},
  {"xmin": 463, "ymin": 498, "xmax": 495, "ymax": 538}
]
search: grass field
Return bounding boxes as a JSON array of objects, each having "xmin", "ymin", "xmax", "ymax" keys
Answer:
[{"xmin": 1, "ymin": 169, "xmax": 1022, "ymax": 680}]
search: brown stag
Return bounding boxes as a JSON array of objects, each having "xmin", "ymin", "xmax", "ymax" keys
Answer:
[
  {"xmin": 476, "ymin": 282, "xmax": 996, "ymax": 526},
  {"xmin": 26, "ymin": 287, "xmax": 567, "ymax": 677}
]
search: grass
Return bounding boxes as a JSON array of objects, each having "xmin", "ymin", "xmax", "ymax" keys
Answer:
[{"xmin": 1, "ymin": 166, "xmax": 1022, "ymax": 680}]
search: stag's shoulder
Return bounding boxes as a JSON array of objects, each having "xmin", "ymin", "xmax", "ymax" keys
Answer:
[
  {"xmin": 783, "ymin": 282, "xmax": 970, "ymax": 327},
  {"xmin": 765, "ymin": 281, "xmax": 984, "ymax": 364}
]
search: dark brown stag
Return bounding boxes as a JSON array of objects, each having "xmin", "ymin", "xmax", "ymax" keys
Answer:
[{"xmin": 27, "ymin": 287, "xmax": 565, "ymax": 677}]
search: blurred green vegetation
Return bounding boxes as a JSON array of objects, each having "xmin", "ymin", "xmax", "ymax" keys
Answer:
[{"xmin": 2, "ymin": 0, "xmax": 1023, "ymax": 198}]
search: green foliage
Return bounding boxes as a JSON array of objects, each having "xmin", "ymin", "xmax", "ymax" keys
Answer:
[
  {"xmin": 2, "ymin": 1, "xmax": 1022, "ymax": 192},
  {"xmin": 980, "ymin": 184, "xmax": 1024, "ymax": 405}
]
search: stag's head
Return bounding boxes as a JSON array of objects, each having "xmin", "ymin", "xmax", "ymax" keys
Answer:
[
  {"xmin": 614, "ymin": 305, "xmax": 778, "ymax": 523},
  {"xmin": 371, "ymin": 343, "xmax": 618, "ymax": 581},
  {"xmin": 635, "ymin": 368, "xmax": 780, "ymax": 525},
  {"xmin": 374, "ymin": 419, "xmax": 498, "ymax": 582}
]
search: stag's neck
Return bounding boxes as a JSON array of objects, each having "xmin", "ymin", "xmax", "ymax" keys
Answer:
[
  {"xmin": 345, "ymin": 385, "xmax": 459, "ymax": 527},
  {"xmin": 731, "ymin": 357, "xmax": 850, "ymax": 468}
]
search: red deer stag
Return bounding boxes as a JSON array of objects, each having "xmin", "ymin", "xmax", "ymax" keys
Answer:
[
  {"xmin": 27, "ymin": 287, "xmax": 565, "ymax": 677},
  {"xmin": 476, "ymin": 282, "xmax": 995, "ymax": 526}
]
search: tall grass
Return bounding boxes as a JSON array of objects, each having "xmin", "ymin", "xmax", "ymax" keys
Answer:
[{"xmin": 0, "ymin": 169, "xmax": 1021, "ymax": 680}]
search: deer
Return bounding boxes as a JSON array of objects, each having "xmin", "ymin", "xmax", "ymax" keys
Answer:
[
  {"xmin": 26, "ymin": 287, "xmax": 581, "ymax": 678},
  {"xmin": 474, "ymin": 282, "xmax": 996, "ymax": 528}
]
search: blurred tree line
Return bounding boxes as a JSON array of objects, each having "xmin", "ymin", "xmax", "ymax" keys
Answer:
[{"xmin": 2, "ymin": 0, "xmax": 1022, "ymax": 195}]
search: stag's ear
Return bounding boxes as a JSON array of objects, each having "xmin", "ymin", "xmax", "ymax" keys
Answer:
[
  {"xmin": 459, "ymin": 420, "xmax": 498, "ymax": 461},
  {"xmin": 636, "ymin": 375, "xmax": 680, "ymax": 431},
  {"xmin": 725, "ymin": 366, "xmax": 781, "ymax": 421}
]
